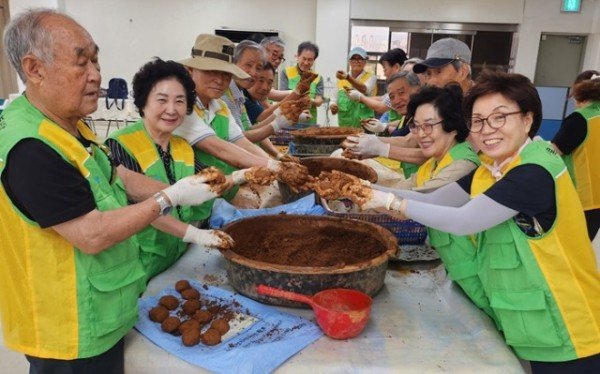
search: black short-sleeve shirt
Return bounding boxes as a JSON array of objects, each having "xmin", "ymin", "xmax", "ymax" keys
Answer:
[
  {"xmin": 1, "ymin": 138, "xmax": 97, "ymax": 228},
  {"xmin": 457, "ymin": 164, "xmax": 557, "ymax": 233},
  {"xmin": 552, "ymin": 111, "xmax": 587, "ymax": 155}
]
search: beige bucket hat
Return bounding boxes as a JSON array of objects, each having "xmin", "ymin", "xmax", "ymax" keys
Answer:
[{"xmin": 180, "ymin": 34, "xmax": 250, "ymax": 80}]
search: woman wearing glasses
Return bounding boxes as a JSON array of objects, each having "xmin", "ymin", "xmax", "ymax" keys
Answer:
[
  {"xmin": 106, "ymin": 58, "xmax": 234, "ymax": 283},
  {"xmin": 366, "ymin": 71, "xmax": 600, "ymax": 372}
]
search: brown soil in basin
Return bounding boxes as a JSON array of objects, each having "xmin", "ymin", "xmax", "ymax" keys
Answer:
[
  {"xmin": 225, "ymin": 217, "xmax": 387, "ymax": 267},
  {"xmin": 301, "ymin": 157, "xmax": 377, "ymax": 183},
  {"xmin": 290, "ymin": 127, "xmax": 361, "ymax": 139}
]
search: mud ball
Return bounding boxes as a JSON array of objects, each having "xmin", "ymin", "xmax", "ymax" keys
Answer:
[
  {"xmin": 149, "ymin": 306, "xmax": 169, "ymax": 323},
  {"xmin": 181, "ymin": 288, "xmax": 200, "ymax": 300},
  {"xmin": 159, "ymin": 295, "xmax": 179, "ymax": 310},
  {"xmin": 175, "ymin": 280, "xmax": 191, "ymax": 293},
  {"xmin": 182, "ymin": 300, "xmax": 201, "ymax": 315},
  {"xmin": 178, "ymin": 319, "xmax": 201, "ymax": 334},
  {"xmin": 201, "ymin": 328, "xmax": 222, "ymax": 346},
  {"xmin": 161, "ymin": 316, "xmax": 181, "ymax": 333},
  {"xmin": 210, "ymin": 318, "xmax": 230, "ymax": 335},
  {"xmin": 182, "ymin": 328, "xmax": 201, "ymax": 347},
  {"xmin": 192, "ymin": 310, "xmax": 213, "ymax": 324}
]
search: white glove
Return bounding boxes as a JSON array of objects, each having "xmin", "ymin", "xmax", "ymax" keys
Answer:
[
  {"xmin": 271, "ymin": 108, "xmax": 293, "ymax": 131},
  {"xmin": 362, "ymin": 190, "xmax": 399, "ymax": 210},
  {"xmin": 161, "ymin": 175, "xmax": 219, "ymax": 206},
  {"xmin": 298, "ymin": 110, "xmax": 312, "ymax": 123},
  {"xmin": 348, "ymin": 89, "xmax": 363, "ymax": 102},
  {"xmin": 183, "ymin": 226, "xmax": 234, "ymax": 249},
  {"xmin": 363, "ymin": 119, "xmax": 387, "ymax": 134},
  {"xmin": 347, "ymin": 134, "xmax": 390, "ymax": 158},
  {"xmin": 231, "ymin": 168, "xmax": 250, "ymax": 185},
  {"xmin": 266, "ymin": 158, "xmax": 282, "ymax": 172}
]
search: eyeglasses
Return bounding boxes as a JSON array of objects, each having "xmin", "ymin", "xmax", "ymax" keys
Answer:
[
  {"xmin": 408, "ymin": 119, "xmax": 443, "ymax": 135},
  {"xmin": 467, "ymin": 111, "xmax": 522, "ymax": 133},
  {"xmin": 271, "ymin": 54, "xmax": 285, "ymax": 62},
  {"xmin": 349, "ymin": 58, "xmax": 365, "ymax": 62}
]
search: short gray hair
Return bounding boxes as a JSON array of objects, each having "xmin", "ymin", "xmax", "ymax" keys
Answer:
[
  {"xmin": 387, "ymin": 71, "xmax": 421, "ymax": 87},
  {"xmin": 402, "ymin": 57, "xmax": 423, "ymax": 69},
  {"xmin": 233, "ymin": 40, "xmax": 265, "ymax": 64},
  {"xmin": 3, "ymin": 8, "xmax": 62, "ymax": 83},
  {"xmin": 260, "ymin": 36, "xmax": 285, "ymax": 49}
]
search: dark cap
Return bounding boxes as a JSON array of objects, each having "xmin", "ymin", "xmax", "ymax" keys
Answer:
[{"xmin": 413, "ymin": 38, "xmax": 471, "ymax": 74}]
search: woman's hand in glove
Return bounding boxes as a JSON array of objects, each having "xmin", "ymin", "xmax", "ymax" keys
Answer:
[
  {"xmin": 361, "ymin": 190, "xmax": 402, "ymax": 211},
  {"xmin": 345, "ymin": 134, "xmax": 390, "ymax": 158},
  {"xmin": 161, "ymin": 175, "xmax": 222, "ymax": 207},
  {"xmin": 362, "ymin": 119, "xmax": 387, "ymax": 134},
  {"xmin": 183, "ymin": 226, "xmax": 234, "ymax": 250}
]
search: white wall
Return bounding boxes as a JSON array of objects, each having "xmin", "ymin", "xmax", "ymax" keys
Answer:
[
  {"xmin": 6, "ymin": 0, "xmax": 600, "ymax": 95},
  {"xmin": 58, "ymin": 0, "xmax": 316, "ymax": 90},
  {"xmin": 315, "ymin": 0, "xmax": 351, "ymax": 125},
  {"xmin": 350, "ymin": 0, "xmax": 525, "ymax": 24},
  {"xmin": 515, "ymin": 0, "xmax": 598, "ymax": 79}
]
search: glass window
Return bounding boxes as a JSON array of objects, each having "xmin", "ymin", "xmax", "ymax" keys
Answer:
[
  {"xmin": 390, "ymin": 32, "xmax": 409, "ymax": 53},
  {"xmin": 351, "ymin": 26, "xmax": 390, "ymax": 53}
]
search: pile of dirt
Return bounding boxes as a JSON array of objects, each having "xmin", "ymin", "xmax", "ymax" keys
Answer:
[{"xmin": 225, "ymin": 217, "xmax": 387, "ymax": 267}]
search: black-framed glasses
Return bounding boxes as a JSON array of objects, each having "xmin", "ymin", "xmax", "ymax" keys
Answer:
[
  {"xmin": 408, "ymin": 119, "xmax": 444, "ymax": 135},
  {"xmin": 467, "ymin": 111, "xmax": 522, "ymax": 133},
  {"xmin": 270, "ymin": 52, "xmax": 285, "ymax": 62}
]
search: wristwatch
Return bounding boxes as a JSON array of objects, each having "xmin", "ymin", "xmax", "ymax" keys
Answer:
[{"xmin": 153, "ymin": 192, "xmax": 172, "ymax": 216}]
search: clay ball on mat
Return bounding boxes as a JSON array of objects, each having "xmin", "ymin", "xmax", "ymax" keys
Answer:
[
  {"xmin": 158, "ymin": 295, "xmax": 179, "ymax": 310},
  {"xmin": 182, "ymin": 300, "xmax": 201, "ymax": 315},
  {"xmin": 182, "ymin": 329, "xmax": 201, "ymax": 347},
  {"xmin": 175, "ymin": 280, "xmax": 191, "ymax": 293},
  {"xmin": 201, "ymin": 328, "xmax": 222, "ymax": 346},
  {"xmin": 192, "ymin": 310, "xmax": 213, "ymax": 324},
  {"xmin": 161, "ymin": 316, "xmax": 181, "ymax": 333},
  {"xmin": 211, "ymin": 318, "xmax": 230, "ymax": 335},
  {"xmin": 178, "ymin": 319, "xmax": 201, "ymax": 334},
  {"xmin": 148, "ymin": 306, "xmax": 169, "ymax": 323},
  {"xmin": 181, "ymin": 288, "xmax": 200, "ymax": 300}
]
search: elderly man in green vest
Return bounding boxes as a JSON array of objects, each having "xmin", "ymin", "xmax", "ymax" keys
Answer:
[
  {"xmin": 330, "ymin": 47, "xmax": 378, "ymax": 127},
  {"xmin": 0, "ymin": 9, "xmax": 227, "ymax": 374},
  {"xmin": 279, "ymin": 41, "xmax": 324, "ymax": 124}
]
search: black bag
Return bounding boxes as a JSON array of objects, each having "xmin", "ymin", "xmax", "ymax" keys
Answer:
[{"xmin": 105, "ymin": 78, "xmax": 128, "ymax": 110}]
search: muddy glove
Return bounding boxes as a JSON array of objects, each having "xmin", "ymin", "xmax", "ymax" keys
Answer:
[
  {"xmin": 183, "ymin": 226, "xmax": 234, "ymax": 250},
  {"xmin": 330, "ymin": 103, "xmax": 339, "ymax": 115},
  {"xmin": 266, "ymin": 158, "xmax": 282, "ymax": 172},
  {"xmin": 362, "ymin": 190, "xmax": 402, "ymax": 211},
  {"xmin": 231, "ymin": 168, "xmax": 250, "ymax": 185},
  {"xmin": 347, "ymin": 89, "xmax": 363, "ymax": 102},
  {"xmin": 298, "ymin": 110, "xmax": 312, "ymax": 123},
  {"xmin": 271, "ymin": 108, "xmax": 293, "ymax": 131},
  {"xmin": 347, "ymin": 134, "xmax": 390, "ymax": 158},
  {"xmin": 162, "ymin": 175, "xmax": 219, "ymax": 206},
  {"xmin": 336, "ymin": 70, "xmax": 348, "ymax": 80},
  {"xmin": 362, "ymin": 119, "xmax": 387, "ymax": 134}
]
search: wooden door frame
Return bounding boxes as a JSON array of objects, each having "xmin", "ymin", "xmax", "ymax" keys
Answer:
[{"xmin": 0, "ymin": 0, "xmax": 19, "ymax": 98}]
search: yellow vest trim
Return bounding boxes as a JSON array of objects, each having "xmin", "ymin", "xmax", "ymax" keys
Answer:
[{"xmin": 38, "ymin": 120, "xmax": 91, "ymax": 178}]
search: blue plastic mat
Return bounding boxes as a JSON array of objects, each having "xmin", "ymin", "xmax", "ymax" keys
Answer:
[
  {"xmin": 136, "ymin": 282, "xmax": 323, "ymax": 374},
  {"xmin": 209, "ymin": 193, "xmax": 325, "ymax": 229}
]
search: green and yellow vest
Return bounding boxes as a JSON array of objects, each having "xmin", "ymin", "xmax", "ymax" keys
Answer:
[
  {"xmin": 192, "ymin": 99, "xmax": 238, "ymax": 203},
  {"xmin": 108, "ymin": 121, "xmax": 206, "ymax": 282},
  {"xmin": 336, "ymin": 71, "xmax": 376, "ymax": 128},
  {"xmin": 381, "ymin": 112, "xmax": 418, "ymax": 178},
  {"xmin": 415, "ymin": 142, "xmax": 497, "ymax": 322},
  {"xmin": 562, "ymin": 102, "xmax": 600, "ymax": 211},
  {"xmin": 471, "ymin": 140, "xmax": 600, "ymax": 361},
  {"xmin": 0, "ymin": 96, "xmax": 145, "ymax": 359},
  {"xmin": 284, "ymin": 66, "xmax": 321, "ymax": 124}
]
